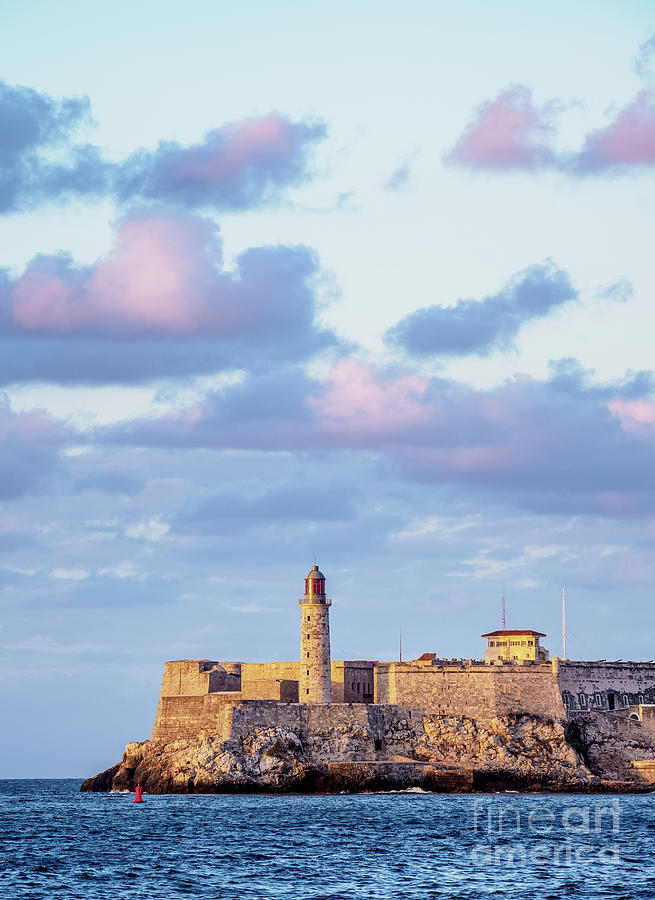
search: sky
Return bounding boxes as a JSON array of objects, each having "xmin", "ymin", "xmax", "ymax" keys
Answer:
[{"xmin": 1, "ymin": 0, "xmax": 654, "ymax": 777}]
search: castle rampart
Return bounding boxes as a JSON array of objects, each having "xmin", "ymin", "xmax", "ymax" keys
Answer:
[
  {"xmin": 557, "ymin": 660, "xmax": 655, "ymax": 712},
  {"xmin": 373, "ymin": 660, "xmax": 566, "ymax": 720}
]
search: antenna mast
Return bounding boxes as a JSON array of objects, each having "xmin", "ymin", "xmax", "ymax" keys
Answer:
[
  {"xmin": 399, "ymin": 629, "xmax": 402, "ymax": 664},
  {"xmin": 502, "ymin": 594, "xmax": 508, "ymax": 659},
  {"xmin": 562, "ymin": 587, "xmax": 566, "ymax": 659}
]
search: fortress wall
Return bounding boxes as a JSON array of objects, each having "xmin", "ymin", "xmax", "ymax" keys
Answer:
[
  {"xmin": 227, "ymin": 701, "xmax": 425, "ymax": 761},
  {"xmin": 208, "ymin": 671, "xmax": 241, "ymax": 692},
  {"xmin": 151, "ymin": 693, "xmax": 242, "ymax": 743},
  {"xmin": 161, "ymin": 660, "xmax": 220, "ymax": 696},
  {"xmin": 217, "ymin": 662, "xmax": 242, "ymax": 676},
  {"xmin": 490, "ymin": 666, "xmax": 566, "ymax": 718},
  {"xmin": 557, "ymin": 661, "xmax": 655, "ymax": 710},
  {"xmin": 240, "ymin": 660, "xmax": 373, "ymax": 704},
  {"xmin": 161, "ymin": 660, "xmax": 240, "ymax": 696},
  {"xmin": 241, "ymin": 661, "xmax": 301, "ymax": 683},
  {"xmin": 342, "ymin": 663, "xmax": 375, "ymax": 703},
  {"xmin": 240, "ymin": 679, "xmax": 299, "ymax": 702},
  {"xmin": 374, "ymin": 663, "xmax": 565, "ymax": 721},
  {"xmin": 331, "ymin": 662, "xmax": 375, "ymax": 703}
]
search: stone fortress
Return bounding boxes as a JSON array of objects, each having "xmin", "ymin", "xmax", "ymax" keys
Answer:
[{"xmin": 151, "ymin": 564, "xmax": 655, "ymax": 754}]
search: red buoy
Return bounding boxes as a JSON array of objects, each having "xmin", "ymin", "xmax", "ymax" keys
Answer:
[{"xmin": 134, "ymin": 780, "xmax": 144, "ymax": 803}]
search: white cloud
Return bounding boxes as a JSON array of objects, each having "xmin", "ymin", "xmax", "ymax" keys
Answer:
[
  {"xmin": 124, "ymin": 517, "xmax": 170, "ymax": 542},
  {"xmin": 51, "ymin": 567, "xmax": 89, "ymax": 580}
]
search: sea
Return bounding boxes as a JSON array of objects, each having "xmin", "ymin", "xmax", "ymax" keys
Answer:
[{"xmin": 1, "ymin": 780, "xmax": 654, "ymax": 899}]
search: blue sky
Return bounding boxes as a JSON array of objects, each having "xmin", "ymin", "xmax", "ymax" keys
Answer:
[{"xmin": 1, "ymin": 0, "xmax": 654, "ymax": 777}]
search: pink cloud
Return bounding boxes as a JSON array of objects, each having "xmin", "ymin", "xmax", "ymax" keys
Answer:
[
  {"xmin": 7, "ymin": 210, "xmax": 320, "ymax": 342},
  {"xmin": 312, "ymin": 359, "xmax": 430, "ymax": 444},
  {"xmin": 608, "ymin": 398, "xmax": 655, "ymax": 432},
  {"xmin": 170, "ymin": 115, "xmax": 299, "ymax": 185},
  {"xmin": 115, "ymin": 113, "xmax": 326, "ymax": 208},
  {"xmin": 578, "ymin": 90, "xmax": 655, "ymax": 169},
  {"xmin": 446, "ymin": 85, "xmax": 558, "ymax": 171},
  {"xmin": 12, "ymin": 216, "xmax": 215, "ymax": 335}
]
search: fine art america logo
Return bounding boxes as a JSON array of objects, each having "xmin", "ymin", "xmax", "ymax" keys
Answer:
[{"xmin": 471, "ymin": 799, "xmax": 620, "ymax": 866}]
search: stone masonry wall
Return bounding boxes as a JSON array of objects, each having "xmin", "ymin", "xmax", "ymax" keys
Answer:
[
  {"xmin": 241, "ymin": 661, "xmax": 301, "ymax": 682},
  {"xmin": 557, "ymin": 661, "xmax": 655, "ymax": 712},
  {"xmin": 240, "ymin": 679, "xmax": 299, "ymax": 702},
  {"xmin": 151, "ymin": 692, "xmax": 242, "ymax": 743},
  {"xmin": 161, "ymin": 660, "xmax": 222, "ymax": 696},
  {"xmin": 374, "ymin": 662, "xmax": 565, "ymax": 721}
]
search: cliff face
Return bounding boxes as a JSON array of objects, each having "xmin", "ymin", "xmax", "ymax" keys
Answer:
[
  {"xmin": 568, "ymin": 711, "xmax": 655, "ymax": 780},
  {"xmin": 81, "ymin": 713, "xmax": 598, "ymax": 794}
]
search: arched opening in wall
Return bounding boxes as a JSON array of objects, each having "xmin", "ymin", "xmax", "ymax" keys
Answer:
[
  {"xmin": 630, "ymin": 714, "xmax": 640, "ymax": 721},
  {"xmin": 608, "ymin": 693, "xmax": 616, "ymax": 710}
]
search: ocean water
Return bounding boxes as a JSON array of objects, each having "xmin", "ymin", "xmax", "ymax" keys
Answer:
[{"xmin": 1, "ymin": 781, "xmax": 654, "ymax": 899}]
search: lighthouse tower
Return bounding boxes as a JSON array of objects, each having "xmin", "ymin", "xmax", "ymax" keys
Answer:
[{"xmin": 299, "ymin": 564, "xmax": 332, "ymax": 703}]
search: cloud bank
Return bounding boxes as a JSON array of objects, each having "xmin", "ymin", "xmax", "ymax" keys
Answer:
[{"xmin": 99, "ymin": 357, "xmax": 655, "ymax": 518}]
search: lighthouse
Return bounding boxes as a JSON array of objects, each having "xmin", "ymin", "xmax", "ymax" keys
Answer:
[{"xmin": 299, "ymin": 564, "xmax": 332, "ymax": 703}]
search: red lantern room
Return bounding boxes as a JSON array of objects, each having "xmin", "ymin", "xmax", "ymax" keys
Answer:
[{"xmin": 304, "ymin": 564, "xmax": 326, "ymax": 599}]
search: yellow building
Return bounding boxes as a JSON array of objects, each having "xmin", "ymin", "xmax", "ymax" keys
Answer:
[{"xmin": 482, "ymin": 629, "xmax": 549, "ymax": 662}]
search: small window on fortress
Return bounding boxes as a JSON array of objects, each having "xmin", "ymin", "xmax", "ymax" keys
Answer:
[
  {"xmin": 306, "ymin": 689, "xmax": 309, "ymax": 695},
  {"xmin": 579, "ymin": 693, "xmax": 587, "ymax": 707},
  {"xmin": 307, "ymin": 652, "xmax": 310, "ymax": 658},
  {"xmin": 307, "ymin": 615, "xmax": 310, "ymax": 621},
  {"xmin": 306, "ymin": 670, "xmax": 310, "ymax": 676},
  {"xmin": 622, "ymin": 694, "xmax": 628, "ymax": 707},
  {"xmin": 357, "ymin": 683, "xmax": 360, "ymax": 693},
  {"xmin": 306, "ymin": 633, "xmax": 310, "ymax": 639},
  {"xmin": 595, "ymin": 693, "xmax": 602, "ymax": 706},
  {"xmin": 639, "ymin": 694, "xmax": 645, "ymax": 705}
]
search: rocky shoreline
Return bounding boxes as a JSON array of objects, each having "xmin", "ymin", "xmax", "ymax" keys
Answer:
[{"xmin": 81, "ymin": 713, "xmax": 655, "ymax": 795}]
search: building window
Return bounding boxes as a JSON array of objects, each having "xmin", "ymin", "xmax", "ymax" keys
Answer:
[
  {"xmin": 357, "ymin": 683, "xmax": 360, "ymax": 693},
  {"xmin": 374, "ymin": 739, "xmax": 382, "ymax": 751},
  {"xmin": 307, "ymin": 615, "xmax": 310, "ymax": 621},
  {"xmin": 352, "ymin": 682, "xmax": 355, "ymax": 690},
  {"xmin": 306, "ymin": 652, "xmax": 310, "ymax": 658},
  {"xmin": 622, "ymin": 694, "xmax": 628, "ymax": 707},
  {"xmin": 639, "ymin": 694, "xmax": 645, "ymax": 705},
  {"xmin": 528, "ymin": 641, "xmax": 533, "ymax": 646},
  {"xmin": 306, "ymin": 670, "xmax": 310, "ymax": 676},
  {"xmin": 306, "ymin": 689, "xmax": 309, "ymax": 695},
  {"xmin": 579, "ymin": 693, "xmax": 587, "ymax": 707},
  {"xmin": 306, "ymin": 633, "xmax": 310, "ymax": 639},
  {"xmin": 595, "ymin": 693, "xmax": 602, "ymax": 706}
]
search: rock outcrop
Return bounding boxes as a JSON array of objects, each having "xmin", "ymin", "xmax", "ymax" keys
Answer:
[
  {"xmin": 568, "ymin": 711, "xmax": 655, "ymax": 781},
  {"xmin": 81, "ymin": 713, "xmax": 612, "ymax": 794}
]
